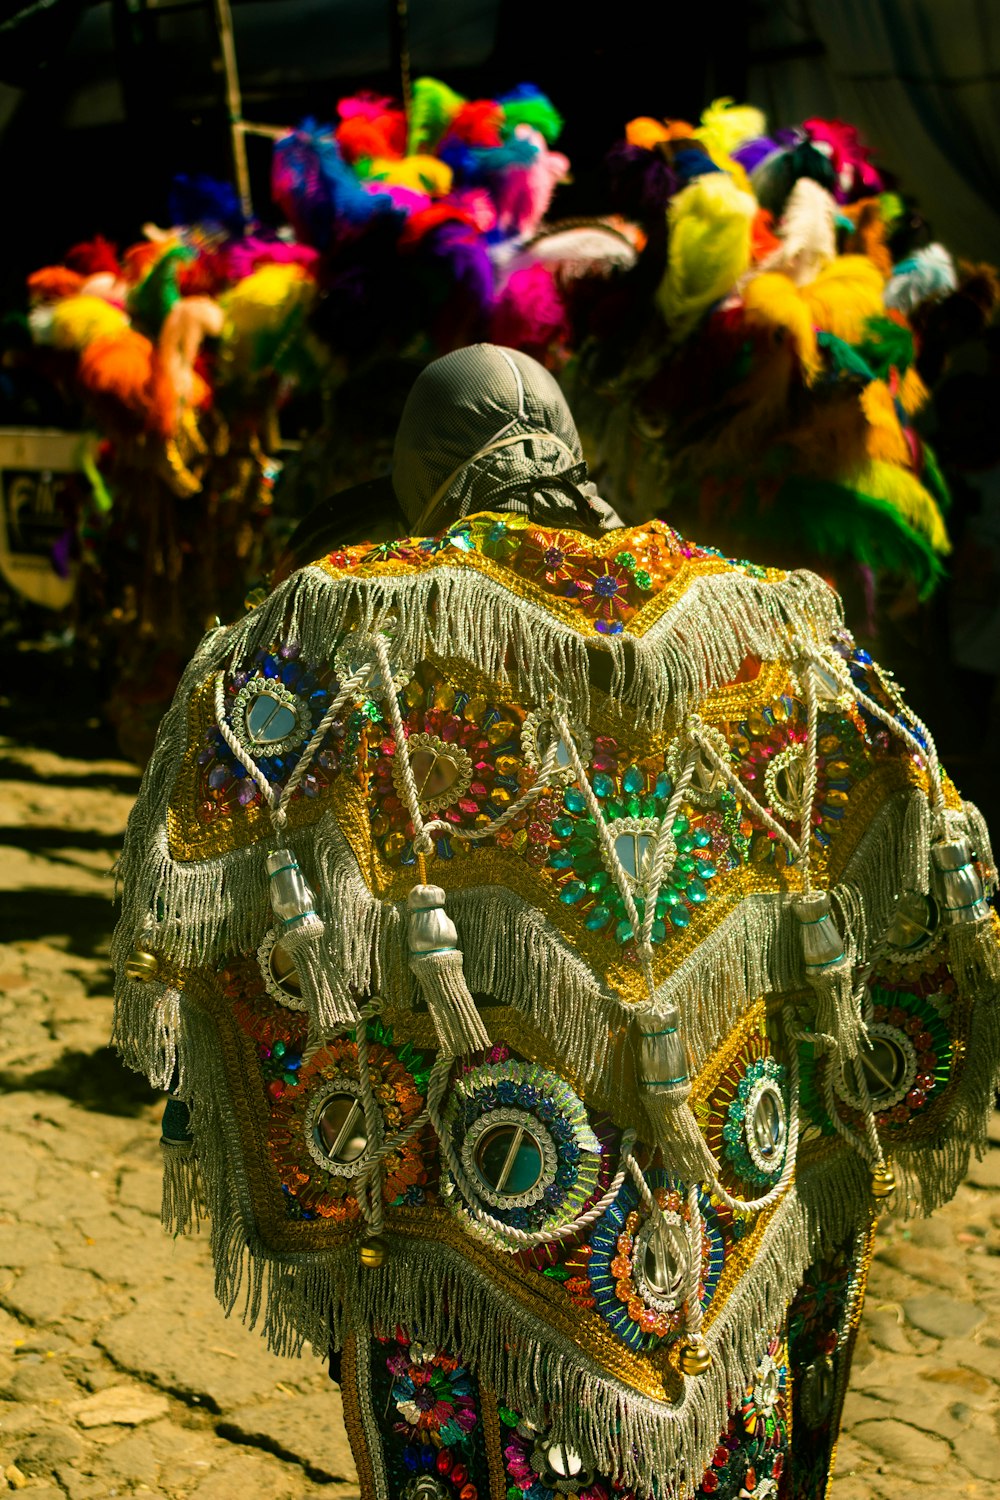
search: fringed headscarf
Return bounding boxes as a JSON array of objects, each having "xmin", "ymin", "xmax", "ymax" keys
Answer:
[{"xmin": 392, "ymin": 344, "xmax": 622, "ymax": 535}]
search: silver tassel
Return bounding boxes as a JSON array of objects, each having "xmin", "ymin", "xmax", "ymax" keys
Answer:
[
  {"xmin": 932, "ymin": 833, "xmax": 1000, "ymax": 995},
  {"xmin": 160, "ymin": 1140, "xmax": 203, "ymax": 1235},
  {"xmin": 407, "ymin": 885, "xmax": 491, "ymax": 1055},
  {"xmin": 791, "ymin": 891, "xmax": 862, "ymax": 1058},
  {"xmin": 266, "ymin": 849, "xmax": 359, "ymax": 1033},
  {"xmin": 634, "ymin": 1007, "xmax": 719, "ymax": 1183}
]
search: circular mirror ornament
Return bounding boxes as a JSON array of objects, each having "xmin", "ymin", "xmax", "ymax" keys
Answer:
[
  {"xmin": 232, "ymin": 676, "xmax": 312, "ymax": 758},
  {"xmin": 885, "ymin": 889, "xmax": 940, "ymax": 958},
  {"xmin": 304, "ymin": 1080, "xmax": 373, "ymax": 1173},
  {"xmin": 799, "ymin": 1354, "xmax": 836, "ymax": 1428},
  {"xmin": 464, "ymin": 1109, "xmax": 556, "ymax": 1208},
  {"xmin": 531, "ymin": 1439, "xmax": 595, "ymax": 1494},
  {"xmin": 745, "ymin": 1077, "xmax": 788, "ymax": 1176},
  {"xmin": 836, "ymin": 1023, "xmax": 917, "ymax": 1113},
  {"xmin": 723, "ymin": 1057, "xmax": 789, "ymax": 1187},
  {"xmin": 442, "ymin": 1058, "xmax": 602, "ymax": 1245},
  {"xmin": 257, "ymin": 928, "xmax": 307, "ymax": 1010},
  {"xmin": 632, "ymin": 1213, "xmax": 689, "ymax": 1313}
]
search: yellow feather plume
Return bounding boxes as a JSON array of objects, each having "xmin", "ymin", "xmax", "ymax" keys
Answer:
[
  {"xmin": 224, "ymin": 264, "xmax": 312, "ymax": 328},
  {"xmin": 658, "ymin": 174, "xmax": 756, "ymax": 341},
  {"xmin": 899, "ymin": 366, "xmax": 929, "ymax": 416},
  {"xmin": 696, "ymin": 98, "xmax": 767, "ymax": 160},
  {"xmin": 742, "ymin": 273, "xmax": 819, "ymax": 380},
  {"xmin": 695, "ymin": 98, "xmax": 765, "ymax": 192},
  {"xmin": 48, "ymin": 295, "xmax": 129, "ymax": 351},
  {"xmin": 861, "ymin": 381, "xmax": 912, "ymax": 465},
  {"xmin": 368, "ymin": 155, "xmax": 453, "ymax": 196},
  {"xmin": 853, "ymin": 460, "xmax": 951, "ymax": 554},
  {"xmin": 801, "ymin": 256, "xmax": 885, "ymax": 343}
]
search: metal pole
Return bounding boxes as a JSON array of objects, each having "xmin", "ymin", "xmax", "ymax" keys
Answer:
[
  {"xmin": 390, "ymin": 0, "xmax": 412, "ymax": 123},
  {"xmin": 213, "ymin": 0, "xmax": 253, "ymax": 222}
]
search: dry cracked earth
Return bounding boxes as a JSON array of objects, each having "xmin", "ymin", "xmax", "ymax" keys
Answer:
[{"xmin": 0, "ymin": 702, "xmax": 998, "ymax": 1499}]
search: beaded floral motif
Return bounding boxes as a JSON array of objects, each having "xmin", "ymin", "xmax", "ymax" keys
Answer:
[
  {"xmin": 549, "ymin": 753, "xmax": 734, "ymax": 947},
  {"xmin": 324, "ymin": 513, "xmax": 740, "ymax": 640},
  {"xmin": 498, "ymin": 1407, "xmax": 639, "ymax": 1500},
  {"xmin": 371, "ymin": 1329, "xmax": 489, "ymax": 1499},
  {"xmin": 693, "ymin": 1335, "xmax": 789, "ymax": 1499}
]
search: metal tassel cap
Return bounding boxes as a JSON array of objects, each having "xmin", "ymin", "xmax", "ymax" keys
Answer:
[
  {"xmin": 931, "ymin": 836, "xmax": 990, "ymax": 924},
  {"xmin": 266, "ymin": 848, "xmax": 319, "ymax": 928},
  {"xmin": 791, "ymin": 891, "xmax": 846, "ymax": 969},
  {"xmin": 407, "ymin": 884, "xmax": 459, "ymax": 954},
  {"xmin": 635, "ymin": 1009, "xmax": 689, "ymax": 1093}
]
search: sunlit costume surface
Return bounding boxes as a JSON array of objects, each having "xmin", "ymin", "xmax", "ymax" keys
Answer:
[{"xmin": 114, "ymin": 346, "xmax": 1000, "ymax": 1500}]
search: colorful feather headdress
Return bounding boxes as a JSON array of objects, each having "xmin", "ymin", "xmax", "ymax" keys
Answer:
[{"xmin": 571, "ymin": 96, "xmax": 1000, "ymax": 595}]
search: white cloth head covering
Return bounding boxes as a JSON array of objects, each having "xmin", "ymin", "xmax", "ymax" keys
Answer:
[{"xmin": 392, "ymin": 344, "xmax": 621, "ymax": 535}]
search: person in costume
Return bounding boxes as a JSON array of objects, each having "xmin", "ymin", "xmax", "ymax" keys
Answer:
[{"xmin": 114, "ymin": 345, "xmax": 1000, "ymax": 1500}]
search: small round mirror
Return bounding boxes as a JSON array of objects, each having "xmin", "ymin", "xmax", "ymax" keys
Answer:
[
  {"xmin": 267, "ymin": 939, "xmax": 302, "ymax": 1000},
  {"xmin": 752, "ymin": 1089, "xmax": 785, "ymax": 1160},
  {"xmin": 474, "ymin": 1124, "xmax": 544, "ymax": 1197},
  {"xmin": 886, "ymin": 890, "xmax": 938, "ymax": 951},
  {"xmin": 642, "ymin": 1220, "xmax": 686, "ymax": 1297},
  {"xmin": 544, "ymin": 1444, "xmax": 584, "ymax": 1479},
  {"xmin": 315, "ymin": 1094, "xmax": 368, "ymax": 1165}
]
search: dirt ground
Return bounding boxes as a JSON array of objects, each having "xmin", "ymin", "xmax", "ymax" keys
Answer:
[{"xmin": 0, "ymin": 677, "xmax": 997, "ymax": 1499}]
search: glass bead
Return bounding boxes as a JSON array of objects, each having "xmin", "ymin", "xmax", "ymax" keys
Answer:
[
  {"xmin": 693, "ymin": 828, "xmax": 712, "ymax": 847},
  {"xmin": 623, "ymin": 765, "xmax": 645, "ymax": 795},
  {"xmin": 592, "ymin": 773, "xmax": 614, "ymax": 798},
  {"xmin": 586, "ymin": 905, "xmax": 612, "ymax": 929},
  {"xmin": 564, "ymin": 788, "xmax": 587, "ymax": 814},
  {"xmin": 676, "ymin": 834, "xmax": 694, "ymax": 855},
  {"xmin": 625, "ymin": 796, "xmax": 642, "ymax": 817},
  {"xmin": 656, "ymin": 773, "xmax": 672, "ymax": 800},
  {"xmin": 687, "ymin": 878, "xmax": 708, "ymax": 903},
  {"xmin": 552, "ymin": 817, "xmax": 574, "ymax": 838},
  {"xmin": 676, "ymin": 856, "xmax": 697, "ymax": 874},
  {"xmin": 615, "ymin": 919, "xmax": 634, "ymax": 944},
  {"xmin": 487, "ymin": 720, "xmax": 515, "ymax": 746},
  {"xmin": 696, "ymin": 860, "xmax": 717, "ymax": 878},
  {"xmin": 549, "ymin": 850, "xmax": 574, "ymax": 868},
  {"xmin": 634, "ymin": 570, "xmax": 652, "ymax": 591},
  {"xmin": 657, "ymin": 888, "xmax": 683, "ymax": 909},
  {"xmin": 560, "ymin": 880, "xmax": 587, "ymax": 904},
  {"xmin": 670, "ymin": 906, "xmax": 690, "ymax": 929},
  {"xmin": 587, "ymin": 871, "xmax": 610, "ymax": 893},
  {"xmin": 672, "ymin": 816, "xmax": 689, "ymax": 836},
  {"xmin": 604, "ymin": 798, "xmax": 624, "ymax": 820}
]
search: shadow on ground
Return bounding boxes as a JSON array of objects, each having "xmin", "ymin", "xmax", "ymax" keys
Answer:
[
  {"xmin": 0, "ymin": 890, "xmax": 117, "ymax": 951},
  {"xmin": 0, "ymin": 1045, "xmax": 160, "ymax": 1116}
]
